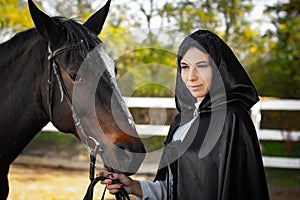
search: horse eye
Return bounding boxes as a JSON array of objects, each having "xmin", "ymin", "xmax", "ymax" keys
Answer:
[
  {"xmin": 69, "ymin": 72, "xmax": 85, "ymax": 84},
  {"xmin": 69, "ymin": 73, "xmax": 77, "ymax": 81}
]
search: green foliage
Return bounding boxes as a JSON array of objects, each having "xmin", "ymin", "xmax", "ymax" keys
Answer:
[
  {"xmin": 1, "ymin": 0, "xmax": 299, "ymax": 99},
  {"xmin": 115, "ymin": 48, "xmax": 177, "ymax": 97},
  {"xmin": 0, "ymin": 0, "xmax": 32, "ymax": 31},
  {"xmin": 248, "ymin": 0, "xmax": 300, "ymax": 98}
]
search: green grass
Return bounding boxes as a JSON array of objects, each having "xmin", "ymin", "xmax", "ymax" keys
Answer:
[
  {"xmin": 35, "ymin": 131, "xmax": 166, "ymax": 152},
  {"xmin": 34, "ymin": 131, "xmax": 166, "ymax": 153},
  {"xmin": 265, "ymin": 168, "xmax": 300, "ymax": 186},
  {"xmin": 261, "ymin": 141, "xmax": 300, "ymax": 157},
  {"xmin": 32, "ymin": 131, "xmax": 77, "ymax": 145},
  {"xmin": 141, "ymin": 136, "xmax": 166, "ymax": 152}
]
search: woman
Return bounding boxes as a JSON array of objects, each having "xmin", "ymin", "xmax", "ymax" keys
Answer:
[{"xmin": 99, "ymin": 29, "xmax": 269, "ymax": 199}]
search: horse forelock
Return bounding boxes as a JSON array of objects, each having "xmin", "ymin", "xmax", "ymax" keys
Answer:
[
  {"xmin": 53, "ymin": 17, "xmax": 102, "ymax": 57},
  {"xmin": 0, "ymin": 16, "xmax": 102, "ymax": 71},
  {"xmin": 52, "ymin": 17, "xmax": 113, "ymax": 78}
]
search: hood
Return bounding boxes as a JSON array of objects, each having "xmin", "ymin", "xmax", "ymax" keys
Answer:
[{"xmin": 175, "ymin": 30, "xmax": 259, "ymax": 115}]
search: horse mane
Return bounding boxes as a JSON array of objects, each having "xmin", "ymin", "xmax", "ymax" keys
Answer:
[
  {"xmin": 0, "ymin": 16, "xmax": 101, "ymax": 70},
  {"xmin": 0, "ymin": 28, "xmax": 39, "ymax": 50},
  {"xmin": 0, "ymin": 29, "xmax": 41, "ymax": 71}
]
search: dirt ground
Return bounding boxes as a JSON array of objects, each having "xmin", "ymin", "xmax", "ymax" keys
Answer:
[
  {"xmin": 8, "ymin": 164, "xmax": 300, "ymax": 200},
  {"xmin": 8, "ymin": 141, "xmax": 157, "ymax": 200},
  {"xmin": 8, "ymin": 165, "xmax": 152, "ymax": 200},
  {"xmin": 7, "ymin": 141, "xmax": 300, "ymax": 200}
]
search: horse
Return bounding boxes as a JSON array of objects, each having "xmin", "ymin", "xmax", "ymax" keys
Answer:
[{"xmin": 0, "ymin": 0, "xmax": 145, "ymax": 199}]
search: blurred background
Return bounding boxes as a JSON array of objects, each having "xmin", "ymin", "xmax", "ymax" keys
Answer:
[
  {"xmin": 1, "ymin": 0, "xmax": 299, "ymax": 98},
  {"xmin": 1, "ymin": 0, "xmax": 299, "ymax": 199}
]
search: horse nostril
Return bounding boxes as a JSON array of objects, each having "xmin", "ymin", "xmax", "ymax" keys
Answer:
[
  {"xmin": 115, "ymin": 143, "xmax": 132, "ymax": 162},
  {"xmin": 112, "ymin": 142, "xmax": 146, "ymax": 175},
  {"xmin": 115, "ymin": 142, "xmax": 132, "ymax": 152},
  {"xmin": 117, "ymin": 144, "xmax": 126, "ymax": 150},
  {"xmin": 116, "ymin": 139, "xmax": 146, "ymax": 153}
]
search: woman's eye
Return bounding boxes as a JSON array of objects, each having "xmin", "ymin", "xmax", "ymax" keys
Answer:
[
  {"xmin": 197, "ymin": 63, "xmax": 210, "ymax": 68},
  {"xmin": 181, "ymin": 65, "xmax": 189, "ymax": 70}
]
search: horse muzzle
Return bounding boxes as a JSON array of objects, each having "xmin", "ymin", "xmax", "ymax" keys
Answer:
[{"xmin": 102, "ymin": 141, "xmax": 146, "ymax": 175}]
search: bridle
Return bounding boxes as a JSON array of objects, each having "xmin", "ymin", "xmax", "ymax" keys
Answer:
[
  {"xmin": 47, "ymin": 43, "xmax": 129, "ymax": 200},
  {"xmin": 47, "ymin": 43, "xmax": 99, "ymax": 152}
]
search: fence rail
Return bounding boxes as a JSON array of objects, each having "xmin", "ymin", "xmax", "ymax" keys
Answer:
[{"xmin": 43, "ymin": 97, "xmax": 300, "ymax": 169}]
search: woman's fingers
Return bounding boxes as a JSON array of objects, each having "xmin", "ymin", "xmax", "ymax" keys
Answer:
[
  {"xmin": 110, "ymin": 173, "xmax": 128, "ymax": 182},
  {"xmin": 98, "ymin": 174, "xmax": 124, "ymax": 195},
  {"xmin": 96, "ymin": 171, "xmax": 109, "ymax": 178},
  {"xmin": 97, "ymin": 172, "xmax": 128, "ymax": 192},
  {"xmin": 97, "ymin": 172, "xmax": 141, "ymax": 197}
]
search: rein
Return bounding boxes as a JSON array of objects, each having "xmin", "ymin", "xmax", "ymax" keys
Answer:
[
  {"xmin": 83, "ymin": 146, "xmax": 130, "ymax": 200},
  {"xmin": 47, "ymin": 44, "xmax": 129, "ymax": 200}
]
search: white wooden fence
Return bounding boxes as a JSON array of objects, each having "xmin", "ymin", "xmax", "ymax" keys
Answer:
[
  {"xmin": 43, "ymin": 97, "xmax": 300, "ymax": 169},
  {"xmin": 251, "ymin": 99, "xmax": 300, "ymax": 169}
]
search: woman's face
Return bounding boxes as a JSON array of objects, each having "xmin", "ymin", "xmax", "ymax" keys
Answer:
[{"xmin": 180, "ymin": 47, "xmax": 213, "ymax": 102}]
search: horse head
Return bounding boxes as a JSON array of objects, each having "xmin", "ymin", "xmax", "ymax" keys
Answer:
[{"xmin": 28, "ymin": 0, "xmax": 145, "ymax": 174}]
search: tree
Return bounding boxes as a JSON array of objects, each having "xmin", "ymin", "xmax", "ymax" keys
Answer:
[
  {"xmin": 0, "ymin": 0, "xmax": 97, "ymax": 43},
  {"xmin": 108, "ymin": 0, "xmax": 263, "ymax": 97},
  {"xmin": 0, "ymin": 0, "xmax": 32, "ymax": 42},
  {"xmin": 248, "ymin": 0, "xmax": 300, "ymax": 98},
  {"xmin": 3, "ymin": 0, "xmax": 295, "ymax": 98},
  {"xmin": 44, "ymin": 0, "xmax": 95, "ymax": 19}
]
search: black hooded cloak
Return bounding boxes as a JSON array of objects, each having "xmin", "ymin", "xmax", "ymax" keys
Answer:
[{"xmin": 154, "ymin": 30, "xmax": 269, "ymax": 200}]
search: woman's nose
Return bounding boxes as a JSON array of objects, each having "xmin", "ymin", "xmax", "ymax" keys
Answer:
[{"xmin": 188, "ymin": 67, "xmax": 199, "ymax": 80}]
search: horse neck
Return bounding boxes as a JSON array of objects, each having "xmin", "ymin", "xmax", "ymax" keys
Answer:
[{"xmin": 0, "ymin": 33, "xmax": 49, "ymax": 136}]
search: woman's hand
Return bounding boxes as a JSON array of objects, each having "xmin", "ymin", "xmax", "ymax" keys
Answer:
[{"xmin": 97, "ymin": 172, "xmax": 143, "ymax": 198}]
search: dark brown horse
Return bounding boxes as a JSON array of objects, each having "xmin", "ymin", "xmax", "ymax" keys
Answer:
[{"xmin": 0, "ymin": 0, "xmax": 145, "ymax": 199}]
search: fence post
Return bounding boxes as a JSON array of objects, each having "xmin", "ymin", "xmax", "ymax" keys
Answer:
[{"xmin": 251, "ymin": 101, "xmax": 262, "ymax": 137}]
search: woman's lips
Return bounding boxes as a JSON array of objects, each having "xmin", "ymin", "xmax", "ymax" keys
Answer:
[{"xmin": 189, "ymin": 84, "xmax": 203, "ymax": 91}]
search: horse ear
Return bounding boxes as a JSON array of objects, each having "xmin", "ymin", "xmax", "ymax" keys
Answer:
[
  {"xmin": 83, "ymin": 0, "xmax": 111, "ymax": 35},
  {"xmin": 28, "ymin": 0, "xmax": 61, "ymax": 44}
]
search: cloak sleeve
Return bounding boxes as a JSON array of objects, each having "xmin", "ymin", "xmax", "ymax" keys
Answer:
[{"xmin": 136, "ymin": 179, "xmax": 168, "ymax": 200}]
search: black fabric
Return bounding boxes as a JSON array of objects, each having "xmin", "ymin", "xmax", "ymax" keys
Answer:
[{"xmin": 154, "ymin": 30, "xmax": 269, "ymax": 199}]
